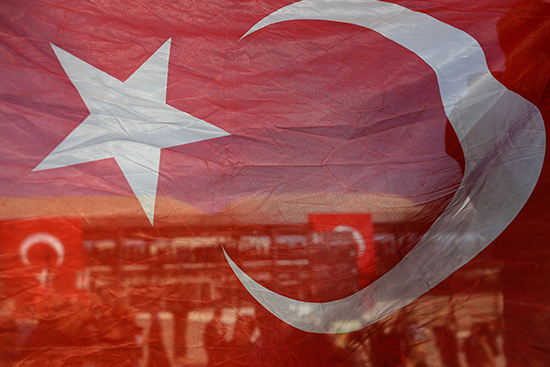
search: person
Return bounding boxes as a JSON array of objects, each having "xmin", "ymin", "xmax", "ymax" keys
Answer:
[
  {"xmin": 433, "ymin": 311, "xmax": 460, "ymax": 367},
  {"xmin": 0, "ymin": 300, "xmax": 17, "ymax": 366},
  {"xmin": 224, "ymin": 314, "xmax": 262, "ymax": 367},
  {"xmin": 405, "ymin": 320, "xmax": 428, "ymax": 367},
  {"xmin": 148, "ymin": 306, "xmax": 174, "ymax": 367},
  {"xmin": 433, "ymin": 326, "xmax": 460, "ymax": 367},
  {"xmin": 204, "ymin": 308, "xmax": 226, "ymax": 367},
  {"xmin": 462, "ymin": 323, "xmax": 496, "ymax": 367},
  {"xmin": 91, "ymin": 288, "xmax": 142, "ymax": 367},
  {"xmin": 368, "ymin": 322, "xmax": 406, "ymax": 367}
]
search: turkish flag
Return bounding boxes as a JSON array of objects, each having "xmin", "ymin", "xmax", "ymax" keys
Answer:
[
  {"xmin": 0, "ymin": 0, "xmax": 549, "ymax": 366},
  {"xmin": 309, "ymin": 213, "xmax": 376, "ymax": 287},
  {"xmin": 0, "ymin": 217, "xmax": 85, "ymax": 297}
]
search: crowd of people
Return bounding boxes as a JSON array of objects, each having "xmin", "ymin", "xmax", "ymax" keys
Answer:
[
  {"xmin": 360, "ymin": 312, "xmax": 501, "ymax": 367},
  {"xmin": 0, "ymin": 228, "xmax": 505, "ymax": 367},
  {"xmin": 0, "ymin": 239, "xmax": 507, "ymax": 367},
  {"xmin": 0, "ymin": 284, "xmax": 504, "ymax": 367}
]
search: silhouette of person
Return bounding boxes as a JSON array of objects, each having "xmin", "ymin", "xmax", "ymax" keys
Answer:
[
  {"xmin": 204, "ymin": 308, "xmax": 226, "ymax": 367},
  {"xmin": 463, "ymin": 323, "xmax": 496, "ymax": 367}
]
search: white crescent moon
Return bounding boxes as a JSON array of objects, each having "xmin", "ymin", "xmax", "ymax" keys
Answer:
[
  {"xmin": 334, "ymin": 225, "xmax": 366, "ymax": 257},
  {"xmin": 225, "ymin": 0, "xmax": 546, "ymax": 333},
  {"xmin": 20, "ymin": 233, "xmax": 65, "ymax": 268}
]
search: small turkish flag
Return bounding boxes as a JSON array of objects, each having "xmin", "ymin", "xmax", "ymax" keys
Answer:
[
  {"xmin": 0, "ymin": 217, "xmax": 85, "ymax": 298},
  {"xmin": 309, "ymin": 213, "xmax": 376, "ymax": 287}
]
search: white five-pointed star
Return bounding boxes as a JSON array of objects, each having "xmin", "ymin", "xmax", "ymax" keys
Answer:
[{"xmin": 34, "ymin": 39, "xmax": 230, "ymax": 224}]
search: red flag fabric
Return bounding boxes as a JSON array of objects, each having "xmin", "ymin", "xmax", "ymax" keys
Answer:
[{"xmin": 0, "ymin": 0, "xmax": 549, "ymax": 366}]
